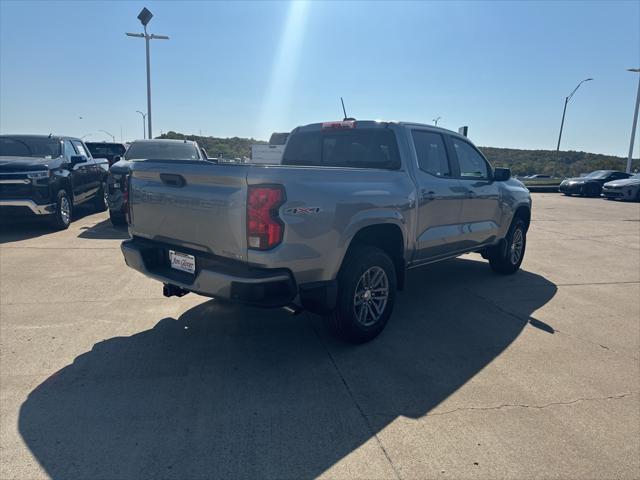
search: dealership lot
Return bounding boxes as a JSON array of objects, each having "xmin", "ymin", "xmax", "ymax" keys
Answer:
[{"xmin": 0, "ymin": 194, "xmax": 638, "ymax": 479}]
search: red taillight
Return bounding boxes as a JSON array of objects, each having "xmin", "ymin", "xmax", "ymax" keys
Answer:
[{"xmin": 247, "ymin": 185, "xmax": 285, "ymax": 250}]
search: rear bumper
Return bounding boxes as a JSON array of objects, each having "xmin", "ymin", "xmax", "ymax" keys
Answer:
[
  {"xmin": 0, "ymin": 199, "xmax": 55, "ymax": 215},
  {"xmin": 121, "ymin": 238, "xmax": 297, "ymax": 307}
]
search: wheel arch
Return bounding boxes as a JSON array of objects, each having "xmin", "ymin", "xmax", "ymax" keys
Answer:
[{"xmin": 341, "ymin": 223, "xmax": 406, "ymax": 291}]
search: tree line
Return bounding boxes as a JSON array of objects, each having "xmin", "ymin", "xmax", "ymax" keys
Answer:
[{"xmin": 158, "ymin": 131, "xmax": 638, "ymax": 177}]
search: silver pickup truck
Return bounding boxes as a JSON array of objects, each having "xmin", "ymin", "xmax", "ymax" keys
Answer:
[{"xmin": 121, "ymin": 120, "xmax": 531, "ymax": 343}]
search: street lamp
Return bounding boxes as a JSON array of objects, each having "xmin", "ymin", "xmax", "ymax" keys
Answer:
[
  {"xmin": 433, "ymin": 116, "xmax": 441, "ymax": 126},
  {"xmin": 126, "ymin": 7, "xmax": 169, "ymax": 139},
  {"xmin": 625, "ymin": 68, "xmax": 640, "ymax": 174},
  {"xmin": 136, "ymin": 110, "xmax": 147, "ymax": 139},
  {"xmin": 98, "ymin": 130, "xmax": 115, "ymax": 142},
  {"xmin": 556, "ymin": 78, "xmax": 593, "ymax": 151}
]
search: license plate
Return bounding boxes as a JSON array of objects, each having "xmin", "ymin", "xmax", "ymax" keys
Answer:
[{"xmin": 169, "ymin": 250, "xmax": 195, "ymax": 274}]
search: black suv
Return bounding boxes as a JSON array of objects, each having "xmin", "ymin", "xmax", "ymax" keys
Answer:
[
  {"xmin": 85, "ymin": 142, "xmax": 127, "ymax": 167},
  {"xmin": 0, "ymin": 135, "xmax": 109, "ymax": 229}
]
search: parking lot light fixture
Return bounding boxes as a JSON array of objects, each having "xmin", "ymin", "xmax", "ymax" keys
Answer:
[
  {"xmin": 136, "ymin": 111, "xmax": 147, "ymax": 139},
  {"xmin": 626, "ymin": 68, "xmax": 640, "ymax": 174},
  {"xmin": 556, "ymin": 78, "xmax": 593, "ymax": 151},
  {"xmin": 98, "ymin": 130, "xmax": 115, "ymax": 142},
  {"xmin": 126, "ymin": 8, "xmax": 169, "ymax": 140}
]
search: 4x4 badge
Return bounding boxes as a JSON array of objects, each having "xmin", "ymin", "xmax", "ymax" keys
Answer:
[{"xmin": 285, "ymin": 207, "xmax": 321, "ymax": 215}]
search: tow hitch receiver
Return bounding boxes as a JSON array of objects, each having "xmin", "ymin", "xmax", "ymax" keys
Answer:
[{"xmin": 163, "ymin": 284, "xmax": 190, "ymax": 298}]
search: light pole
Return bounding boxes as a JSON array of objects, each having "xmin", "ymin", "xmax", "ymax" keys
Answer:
[
  {"xmin": 556, "ymin": 78, "xmax": 593, "ymax": 151},
  {"xmin": 99, "ymin": 130, "xmax": 115, "ymax": 142},
  {"xmin": 433, "ymin": 116, "xmax": 441, "ymax": 126},
  {"xmin": 126, "ymin": 8, "xmax": 169, "ymax": 140},
  {"xmin": 625, "ymin": 68, "xmax": 640, "ymax": 173},
  {"xmin": 136, "ymin": 110, "xmax": 147, "ymax": 139}
]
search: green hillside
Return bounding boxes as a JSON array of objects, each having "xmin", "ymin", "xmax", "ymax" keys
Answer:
[
  {"xmin": 479, "ymin": 147, "xmax": 638, "ymax": 178},
  {"xmin": 157, "ymin": 131, "xmax": 638, "ymax": 177},
  {"xmin": 158, "ymin": 131, "xmax": 266, "ymax": 159}
]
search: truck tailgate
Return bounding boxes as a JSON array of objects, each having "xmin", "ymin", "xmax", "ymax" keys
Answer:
[{"xmin": 128, "ymin": 160, "xmax": 249, "ymax": 262}]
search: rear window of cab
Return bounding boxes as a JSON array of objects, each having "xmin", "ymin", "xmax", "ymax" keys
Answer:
[{"xmin": 282, "ymin": 128, "xmax": 401, "ymax": 170}]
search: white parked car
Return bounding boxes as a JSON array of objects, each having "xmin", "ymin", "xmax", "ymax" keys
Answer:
[{"xmin": 602, "ymin": 173, "xmax": 640, "ymax": 201}]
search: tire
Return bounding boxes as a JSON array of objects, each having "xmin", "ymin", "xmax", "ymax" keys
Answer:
[
  {"xmin": 489, "ymin": 217, "xmax": 527, "ymax": 274},
  {"xmin": 323, "ymin": 246, "xmax": 397, "ymax": 343},
  {"xmin": 583, "ymin": 183, "xmax": 600, "ymax": 198},
  {"xmin": 94, "ymin": 180, "xmax": 108, "ymax": 212},
  {"xmin": 109, "ymin": 209, "xmax": 127, "ymax": 226},
  {"xmin": 49, "ymin": 189, "xmax": 72, "ymax": 230}
]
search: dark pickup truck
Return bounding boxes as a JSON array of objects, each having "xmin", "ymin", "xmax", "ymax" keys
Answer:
[{"xmin": 0, "ymin": 134, "xmax": 109, "ymax": 229}]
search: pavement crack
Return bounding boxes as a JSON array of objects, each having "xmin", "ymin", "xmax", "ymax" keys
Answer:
[
  {"xmin": 368, "ymin": 392, "xmax": 638, "ymax": 419},
  {"xmin": 309, "ymin": 314, "xmax": 403, "ymax": 480}
]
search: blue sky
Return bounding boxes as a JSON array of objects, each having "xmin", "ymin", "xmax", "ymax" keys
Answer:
[{"xmin": 1, "ymin": 0, "xmax": 638, "ymax": 156}]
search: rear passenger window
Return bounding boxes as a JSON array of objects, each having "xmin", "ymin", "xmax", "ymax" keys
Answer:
[
  {"xmin": 72, "ymin": 140, "xmax": 89, "ymax": 158},
  {"xmin": 412, "ymin": 131, "xmax": 450, "ymax": 177},
  {"xmin": 282, "ymin": 128, "xmax": 400, "ymax": 170},
  {"xmin": 451, "ymin": 138, "xmax": 490, "ymax": 179}
]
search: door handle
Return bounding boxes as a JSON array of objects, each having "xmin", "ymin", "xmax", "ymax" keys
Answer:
[
  {"xmin": 421, "ymin": 189, "xmax": 436, "ymax": 200},
  {"xmin": 467, "ymin": 190, "xmax": 477, "ymax": 198}
]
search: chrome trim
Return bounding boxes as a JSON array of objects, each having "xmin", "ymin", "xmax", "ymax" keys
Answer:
[
  {"xmin": 0, "ymin": 171, "xmax": 45, "ymax": 176},
  {"xmin": 0, "ymin": 199, "xmax": 54, "ymax": 215},
  {"xmin": 0, "ymin": 179, "xmax": 30, "ymax": 184}
]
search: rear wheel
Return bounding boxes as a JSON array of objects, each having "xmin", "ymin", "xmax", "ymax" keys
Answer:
[
  {"xmin": 94, "ymin": 180, "xmax": 108, "ymax": 212},
  {"xmin": 49, "ymin": 189, "xmax": 72, "ymax": 230},
  {"xmin": 323, "ymin": 246, "xmax": 397, "ymax": 343},
  {"xmin": 583, "ymin": 183, "xmax": 600, "ymax": 197},
  {"xmin": 488, "ymin": 217, "xmax": 526, "ymax": 274},
  {"xmin": 109, "ymin": 209, "xmax": 127, "ymax": 226}
]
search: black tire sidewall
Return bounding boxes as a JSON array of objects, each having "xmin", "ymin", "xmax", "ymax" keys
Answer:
[
  {"xmin": 51, "ymin": 190, "xmax": 71, "ymax": 229},
  {"xmin": 330, "ymin": 246, "xmax": 397, "ymax": 343},
  {"xmin": 94, "ymin": 180, "xmax": 108, "ymax": 211},
  {"xmin": 490, "ymin": 217, "xmax": 526, "ymax": 274},
  {"xmin": 109, "ymin": 210, "xmax": 126, "ymax": 226}
]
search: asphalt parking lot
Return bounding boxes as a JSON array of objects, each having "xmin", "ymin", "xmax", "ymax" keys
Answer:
[{"xmin": 1, "ymin": 193, "xmax": 638, "ymax": 479}]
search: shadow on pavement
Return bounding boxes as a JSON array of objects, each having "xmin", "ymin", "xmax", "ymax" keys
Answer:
[
  {"xmin": 78, "ymin": 218, "xmax": 130, "ymax": 240},
  {"xmin": 19, "ymin": 258, "xmax": 556, "ymax": 479},
  {"xmin": 0, "ymin": 205, "xmax": 100, "ymax": 244}
]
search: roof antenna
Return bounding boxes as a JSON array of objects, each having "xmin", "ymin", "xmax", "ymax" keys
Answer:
[
  {"xmin": 48, "ymin": 133, "xmax": 52, "ymax": 138},
  {"xmin": 341, "ymin": 97, "xmax": 355, "ymax": 121}
]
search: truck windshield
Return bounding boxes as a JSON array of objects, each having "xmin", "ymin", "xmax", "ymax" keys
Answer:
[
  {"xmin": 0, "ymin": 136, "xmax": 62, "ymax": 158},
  {"xmin": 282, "ymin": 128, "xmax": 401, "ymax": 169},
  {"xmin": 125, "ymin": 142, "xmax": 200, "ymax": 161}
]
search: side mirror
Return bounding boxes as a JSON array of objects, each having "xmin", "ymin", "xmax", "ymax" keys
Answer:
[
  {"xmin": 70, "ymin": 155, "xmax": 85, "ymax": 165},
  {"xmin": 113, "ymin": 155, "xmax": 122, "ymax": 163},
  {"xmin": 493, "ymin": 167, "xmax": 511, "ymax": 181}
]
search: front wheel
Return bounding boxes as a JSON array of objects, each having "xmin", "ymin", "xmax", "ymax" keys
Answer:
[
  {"xmin": 323, "ymin": 246, "xmax": 397, "ymax": 343},
  {"xmin": 49, "ymin": 189, "xmax": 72, "ymax": 230},
  {"xmin": 489, "ymin": 217, "xmax": 527, "ymax": 274}
]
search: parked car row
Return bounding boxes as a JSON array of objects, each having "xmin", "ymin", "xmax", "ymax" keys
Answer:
[
  {"xmin": 0, "ymin": 135, "xmax": 209, "ymax": 229},
  {"xmin": 559, "ymin": 170, "xmax": 640, "ymax": 201}
]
